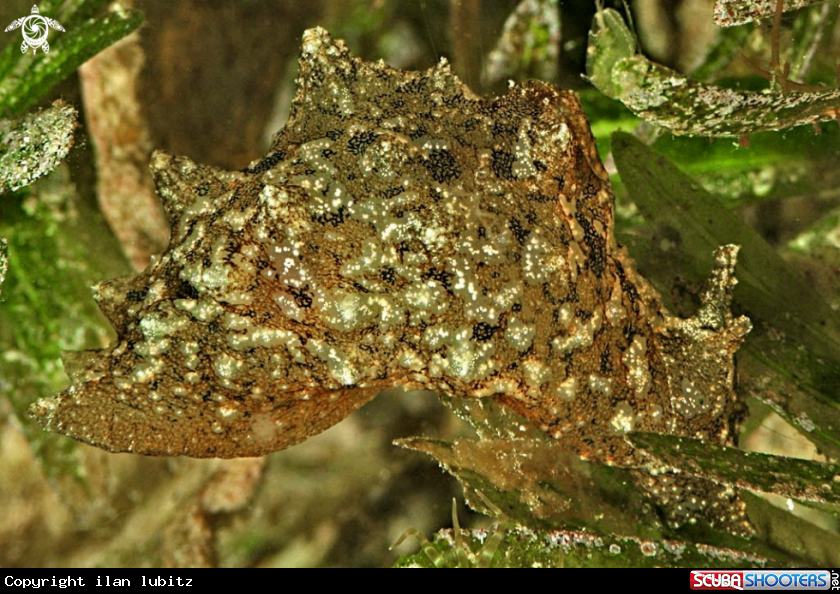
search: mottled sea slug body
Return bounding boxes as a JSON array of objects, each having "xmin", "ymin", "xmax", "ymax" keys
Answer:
[{"xmin": 31, "ymin": 28, "xmax": 749, "ymax": 469}]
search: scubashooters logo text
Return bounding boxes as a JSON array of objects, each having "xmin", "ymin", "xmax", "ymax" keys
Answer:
[{"xmin": 691, "ymin": 570, "xmax": 837, "ymax": 591}]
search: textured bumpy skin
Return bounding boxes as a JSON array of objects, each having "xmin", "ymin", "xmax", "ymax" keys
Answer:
[{"xmin": 31, "ymin": 29, "xmax": 749, "ymax": 468}]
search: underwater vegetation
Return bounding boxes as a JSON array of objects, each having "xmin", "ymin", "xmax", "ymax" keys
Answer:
[{"xmin": 1, "ymin": 0, "xmax": 839, "ymax": 568}]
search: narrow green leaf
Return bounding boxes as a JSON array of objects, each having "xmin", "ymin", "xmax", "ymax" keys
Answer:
[
  {"xmin": 396, "ymin": 396, "xmax": 663, "ymax": 536},
  {"xmin": 0, "ymin": 7, "xmax": 143, "ymax": 117},
  {"xmin": 613, "ymin": 56, "xmax": 840, "ymax": 136},
  {"xmin": 396, "ymin": 433, "xmax": 662, "ymax": 538},
  {"xmin": 613, "ymin": 131, "xmax": 840, "ymax": 363},
  {"xmin": 585, "ymin": 7, "xmax": 635, "ymax": 96},
  {"xmin": 397, "ymin": 396, "xmax": 794, "ymax": 563},
  {"xmin": 395, "ymin": 525, "xmax": 774, "ymax": 568},
  {"xmin": 631, "ymin": 433, "xmax": 840, "ymax": 506},
  {"xmin": 0, "ymin": 0, "xmax": 115, "ymax": 83},
  {"xmin": 0, "ymin": 100, "xmax": 76, "ymax": 193},
  {"xmin": 714, "ymin": 0, "xmax": 828, "ymax": 27},
  {"xmin": 612, "ymin": 131, "xmax": 840, "ymax": 456},
  {"xmin": 740, "ymin": 491, "xmax": 840, "ymax": 567},
  {"xmin": 587, "ymin": 8, "xmax": 840, "ymax": 136}
]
